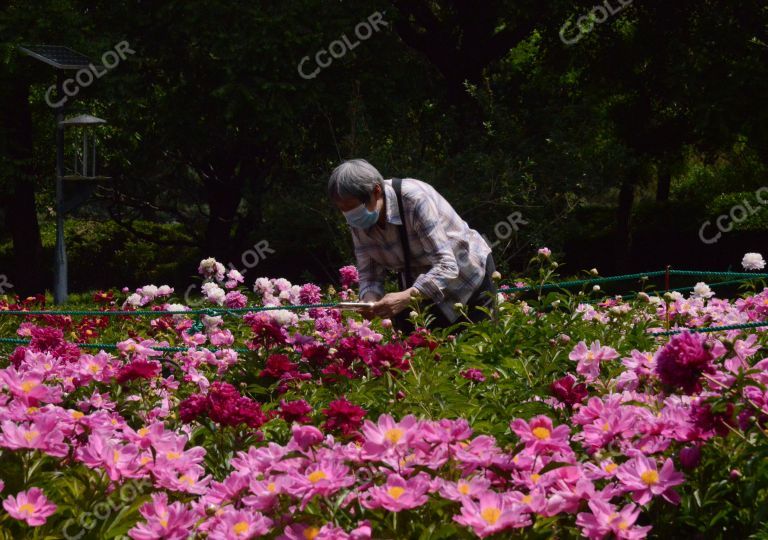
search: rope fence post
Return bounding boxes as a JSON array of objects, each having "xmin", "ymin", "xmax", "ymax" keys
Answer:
[{"xmin": 665, "ymin": 265, "xmax": 671, "ymax": 333}]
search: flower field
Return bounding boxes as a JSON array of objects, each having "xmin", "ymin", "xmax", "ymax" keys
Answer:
[{"xmin": 1, "ymin": 256, "xmax": 768, "ymax": 539}]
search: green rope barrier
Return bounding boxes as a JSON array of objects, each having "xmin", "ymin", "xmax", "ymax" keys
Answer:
[
  {"xmin": 0, "ymin": 337, "xmax": 250, "ymax": 354},
  {"xmin": 0, "ymin": 302, "xmax": 338, "ymax": 318},
  {"xmin": 669, "ymin": 270, "xmax": 768, "ymax": 280},
  {"xmin": 649, "ymin": 321, "xmax": 768, "ymax": 336},
  {"xmin": 500, "ymin": 270, "xmax": 668, "ymax": 293}
]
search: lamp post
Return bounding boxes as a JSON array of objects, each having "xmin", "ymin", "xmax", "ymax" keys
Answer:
[{"xmin": 18, "ymin": 45, "xmax": 108, "ymax": 304}]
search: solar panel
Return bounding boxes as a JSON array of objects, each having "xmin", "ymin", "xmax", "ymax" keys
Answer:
[{"xmin": 19, "ymin": 45, "xmax": 92, "ymax": 70}]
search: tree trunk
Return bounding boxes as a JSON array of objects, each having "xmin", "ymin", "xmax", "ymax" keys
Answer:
[
  {"xmin": 615, "ymin": 178, "xmax": 636, "ymax": 273},
  {"xmin": 202, "ymin": 173, "xmax": 246, "ymax": 262},
  {"xmin": 1, "ymin": 74, "xmax": 45, "ymax": 296},
  {"xmin": 656, "ymin": 167, "xmax": 672, "ymax": 202}
]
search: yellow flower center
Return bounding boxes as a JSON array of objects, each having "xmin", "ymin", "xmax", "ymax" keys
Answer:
[
  {"xmin": 387, "ymin": 486, "xmax": 406, "ymax": 500},
  {"xmin": 71, "ymin": 410, "xmax": 84, "ymax": 419},
  {"xmin": 140, "ymin": 456, "xmax": 152, "ymax": 465},
  {"xmin": 481, "ymin": 507, "xmax": 501, "ymax": 525},
  {"xmin": 521, "ymin": 494, "xmax": 533, "ymax": 504},
  {"xmin": 89, "ymin": 363, "xmax": 100, "ymax": 374},
  {"xmin": 530, "ymin": 473, "xmax": 541, "ymax": 484},
  {"xmin": 180, "ymin": 475, "xmax": 194, "ymax": 485},
  {"xmin": 618, "ymin": 521, "xmax": 629, "ymax": 530},
  {"xmin": 385, "ymin": 428, "xmax": 404, "ymax": 444},
  {"xmin": 18, "ymin": 503, "xmax": 35, "ymax": 515},
  {"xmin": 458, "ymin": 483, "xmax": 470, "ymax": 495},
  {"xmin": 233, "ymin": 521, "xmax": 249, "ymax": 535},
  {"xmin": 604, "ymin": 463, "xmax": 618, "ymax": 473},
  {"xmin": 23, "ymin": 430, "xmax": 39, "ymax": 443},
  {"xmin": 640, "ymin": 470, "xmax": 659, "ymax": 486},
  {"xmin": 267, "ymin": 482, "xmax": 276, "ymax": 493},
  {"xmin": 113, "ymin": 450, "xmax": 121, "ymax": 463},
  {"xmin": 137, "ymin": 427, "xmax": 149, "ymax": 437},
  {"xmin": 304, "ymin": 527, "xmax": 320, "ymax": 540},
  {"xmin": 586, "ymin": 351, "xmax": 595, "ymax": 360},
  {"xmin": 307, "ymin": 470, "xmax": 327, "ymax": 483},
  {"xmin": 26, "ymin": 407, "xmax": 39, "ymax": 414},
  {"xmin": 20, "ymin": 381, "xmax": 38, "ymax": 393},
  {"xmin": 532, "ymin": 427, "xmax": 550, "ymax": 440},
  {"xmin": 601, "ymin": 422, "xmax": 610, "ymax": 432},
  {"xmin": 159, "ymin": 518, "xmax": 168, "ymax": 528},
  {"xmin": 166, "ymin": 451, "xmax": 181, "ymax": 460}
]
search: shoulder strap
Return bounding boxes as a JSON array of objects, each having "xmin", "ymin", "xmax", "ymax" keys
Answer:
[{"xmin": 392, "ymin": 178, "xmax": 414, "ymax": 288}]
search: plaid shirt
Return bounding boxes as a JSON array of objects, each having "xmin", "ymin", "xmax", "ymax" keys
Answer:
[{"xmin": 350, "ymin": 178, "xmax": 492, "ymax": 322}]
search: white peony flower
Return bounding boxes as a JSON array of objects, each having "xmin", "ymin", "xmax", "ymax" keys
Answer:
[
  {"xmin": 269, "ymin": 309, "xmax": 298, "ymax": 326},
  {"xmin": 692, "ymin": 282, "xmax": 714, "ymax": 299},
  {"xmin": 742, "ymin": 252, "xmax": 766, "ymax": 271},
  {"xmin": 124, "ymin": 293, "xmax": 142, "ymax": 307}
]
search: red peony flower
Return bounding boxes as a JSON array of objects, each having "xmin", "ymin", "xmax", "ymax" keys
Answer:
[
  {"xmin": 322, "ymin": 397, "xmax": 367, "ymax": 436},
  {"xmin": 278, "ymin": 399, "xmax": 313, "ymax": 424},
  {"xmin": 116, "ymin": 360, "xmax": 161, "ymax": 384}
]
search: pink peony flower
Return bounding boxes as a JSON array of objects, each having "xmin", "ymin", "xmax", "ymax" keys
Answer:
[
  {"xmin": 128, "ymin": 492, "xmax": 197, "ymax": 540},
  {"xmin": 453, "ymin": 491, "xmax": 531, "ymax": 537},
  {"xmin": 3, "ymin": 488, "xmax": 57, "ymax": 526},
  {"xmin": 576, "ymin": 499, "xmax": 652, "ymax": 539},
  {"xmin": 361, "ymin": 414, "xmax": 419, "ymax": 457},
  {"xmin": 616, "ymin": 455, "xmax": 684, "ymax": 505},
  {"xmin": 361, "ymin": 473, "xmax": 430, "ymax": 512},
  {"xmin": 569, "ymin": 341, "xmax": 619, "ymax": 381},
  {"xmin": 206, "ymin": 508, "xmax": 273, "ymax": 539},
  {"xmin": 510, "ymin": 415, "xmax": 571, "ymax": 454}
]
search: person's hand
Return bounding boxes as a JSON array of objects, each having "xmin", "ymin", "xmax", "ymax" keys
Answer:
[
  {"xmin": 372, "ymin": 289, "xmax": 417, "ymax": 318},
  {"xmin": 360, "ymin": 294, "xmax": 380, "ymax": 320}
]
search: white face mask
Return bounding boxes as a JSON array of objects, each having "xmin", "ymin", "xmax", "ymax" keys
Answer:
[{"xmin": 343, "ymin": 200, "xmax": 379, "ymax": 229}]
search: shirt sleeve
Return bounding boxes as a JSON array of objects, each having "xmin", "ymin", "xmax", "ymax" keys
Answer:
[
  {"xmin": 407, "ymin": 193, "xmax": 459, "ymax": 303},
  {"xmin": 352, "ymin": 231, "xmax": 386, "ymax": 300}
]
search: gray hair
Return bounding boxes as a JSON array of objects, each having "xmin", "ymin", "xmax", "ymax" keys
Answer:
[{"xmin": 327, "ymin": 159, "xmax": 383, "ymax": 203}]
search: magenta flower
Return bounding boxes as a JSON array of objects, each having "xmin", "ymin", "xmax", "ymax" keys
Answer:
[
  {"xmin": 453, "ymin": 491, "xmax": 531, "ymax": 537},
  {"xmin": 510, "ymin": 415, "xmax": 571, "ymax": 454},
  {"xmin": 339, "ymin": 265, "xmax": 359, "ymax": 289},
  {"xmin": 3, "ymin": 488, "xmax": 57, "ymax": 526},
  {"xmin": 576, "ymin": 499, "xmax": 652, "ymax": 539},
  {"xmin": 128, "ymin": 492, "xmax": 197, "ymax": 540},
  {"xmin": 361, "ymin": 473, "xmax": 430, "ymax": 512},
  {"xmin": 461, "ymin": 368, "xmax": 486, "ymax": 383},
  {"xmin": 616, "ymin": 455, "xmax": 684, "ymax": 505},
  {"xmin": 550, "ymin": 374, "xmax": 588, "ymax": 406},
  {"xmin": 654, "ymin": 331, "xmax": 714, "ymax": 393},
  {"xmin": 569, "ymin": 341, "xmax": 619, "ymax": 380}
]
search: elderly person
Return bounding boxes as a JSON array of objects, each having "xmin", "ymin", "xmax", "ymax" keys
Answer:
[{"xmin": 328, "ymin": 158, "xmax": 497, "ymax": 330}]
